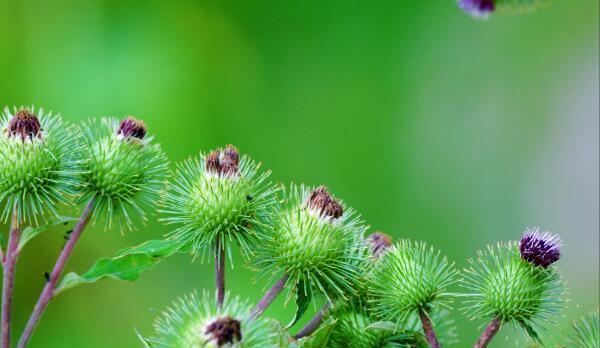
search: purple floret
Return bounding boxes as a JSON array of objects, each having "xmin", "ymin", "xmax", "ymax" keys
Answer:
[
  {"xmin": 519, "ymin": 228, "xmax": 561, "ymax": 268},
  {"xmin": 459, "ymin": 0, "xmax": 495, "ymax": 19}
]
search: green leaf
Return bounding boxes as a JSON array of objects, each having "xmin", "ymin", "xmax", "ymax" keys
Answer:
[
  {"xmin": 284, "ymin": 281, "xmax": 311, "ymax": 329},
  {"xmin": 366, "ymin": 320, "xmax": 398, "ymax": 333},
  {"xmin": 18, "ymin": 216, "xmax": 78, "ymax": 252},
  {"xmin": 55, "ymin": 239, "xmax": 181, "ymax": 295}
]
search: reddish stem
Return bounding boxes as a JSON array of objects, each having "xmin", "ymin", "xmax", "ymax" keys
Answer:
[
  {"xmin": 215, "ymin": 241, "xmax": 225, "ymax": 308},
  {"xmin": 249, "ymin": 274, "xmax": 289, "ymax": 320},
  {"xmin": 17, "ymin": 198, "xmax": 95, "ymax": 348},
  {"xmin": 1, "ymin": 208, "xmax": 21, "ymax": 348},
  {"xmin": 474, "ymin": 316, "xmax": 502, "ymax": 348},
  {"xmin": 419, "ymin": 309, "xmax": 441, "ymax": 348},
  {"xmin": 294, "ymin": 302, "xmax": 330, "ymax": 339}
]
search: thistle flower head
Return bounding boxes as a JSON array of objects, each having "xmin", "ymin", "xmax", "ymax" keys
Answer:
[
  {"xmin": 459, "ymin": 0, "xmax": 495, "ymax": 19},
  {"xmin": 161, "ymin": 145, "xmax": 277, "ymax": 262},
  {"xmin": 368, "ymin": 240, "xmax": 458, "ymax": 326},
  {"xmin": 519, "ymin": 228, "xmax": 561, "ymax": 268},
  {"xmin": 461, "ymin": 240, "xmax": 565, "ymax": 340},
  {"xmin": 0, "ymin": 107, "xmax": 82, "ymax": 224},
  {"xmin": 567, "ymin": 311, "xmax": 599, "ymax": 348},
  {"xmin": 252, "ymin": 184, "xmax": 366, "ymax": 302},
  {"xmin": 142, "ymin": 291, "xmax": 280, "ymax": 348},
  {"xmin": 79, "ymin": 117, "xmax": 169, "ymax": 230}
]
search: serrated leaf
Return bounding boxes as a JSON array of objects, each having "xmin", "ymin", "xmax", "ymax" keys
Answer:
[
  {"xmin": 18, "ymin": 216, "xmax": 78, "ymax": 252},
  {"xmin": 54, "ymin": 239, "xmax": 181, "ymax": 295},
  {"xmin": 284, "ymin": 281, "xmax": 311, "ymax": 330},
  {"xmin": 367, "ymin": 320, "xmax": 398, "ymax": 333}
]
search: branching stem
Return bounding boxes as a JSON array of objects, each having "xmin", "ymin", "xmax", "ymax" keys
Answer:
[
  {"xmin": 474, "ymin": 316, "xmax": 502, "ymax": 348},
  {"xmin": 1, "ymin": 207, "xmax": 21, "ymax": 348},
  {"xmin": 249, "ymin": 273, "xmax": 289, "ymax": 320},
  {"xmin": 17, "ymin": 198, "xmax": 95, "ymax": 348}
]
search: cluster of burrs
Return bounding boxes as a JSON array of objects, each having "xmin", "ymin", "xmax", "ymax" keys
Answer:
[
  {"xmin": 0, "ymin": 108, "xmax": 168, "ymax": 348},
  {"xmin": 0, "ymin": 106, "xmax": 592, "ymax": 348}
]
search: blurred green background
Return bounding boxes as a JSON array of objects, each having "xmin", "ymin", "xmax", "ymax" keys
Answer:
[{"xmin": 0, "ymin": 0, "xmax": 598, "ymax": 347}]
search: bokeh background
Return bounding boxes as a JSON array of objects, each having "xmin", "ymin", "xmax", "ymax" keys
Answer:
[{"xmin": 0, "ymin": 0, "xmax": 598, "ymax": 347}]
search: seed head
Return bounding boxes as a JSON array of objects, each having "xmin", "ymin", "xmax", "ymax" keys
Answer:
[
  {"xmin": 117, "ymin": 116, "xmax": 146, "ymax": 140},
  {"xmin": 367, "ymin": 232, "xmax": 392, "ymax": 258},
  {"xmin": 519, "ymin": 228, "xmax": 561, "ymax": 268},
  {"xmin": 7, "ymin": 109, "xmax": 42, "ymax": 141},
  {"xmin": 205, "ymin": 316, "xmax": 242, "ymax": 346},
  {"xmin": 459, "ymin": 0, "xmax": 495, "ymax": 19},
  {"xmin": 205, "ymin": 145, "xmax": 240, "ymax": 177},
  {"xmin": 305, "ymin": 186, "xmax": 343, "ymax": 219}
]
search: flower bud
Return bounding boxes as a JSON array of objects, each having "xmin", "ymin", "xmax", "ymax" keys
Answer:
[
  {"xmin": 253, "ymin": 185, "xmax": 366, "ymax": 302},
  {"xmin": 162, "ymin": 145, "xmax": 276, "ymax": 261},
  {"xmin": 461, "ymin": 240, "xmax": 565, "ymax": 339},
  {"xmin": 369, "ymin": 240, "xmax": 457, "ymax": 325},
  {"xmin": 79, "ymin": 117, "xmax": 168, "ymax": 230},
  {"xmin": 519, "ymin": 228, "xmax": 561, "ymax": 268}
]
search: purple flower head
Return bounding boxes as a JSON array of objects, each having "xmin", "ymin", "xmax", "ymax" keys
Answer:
[
  {"xmin": 519, "ymin": 228, "xmax": 561, "ymax": 268},
  {"xmin": 117, "ymin": 116, "xmax": 147, "ymax": 140},
  {"xmin": 459, "ymin": 0, "xmax": 495, "ymax": 19},
  {"xmin": 368, "ymin": 232, "xmax": 393, "ymax": 258}
]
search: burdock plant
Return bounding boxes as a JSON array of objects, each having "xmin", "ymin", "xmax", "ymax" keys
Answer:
[
  {"xmin": 0, "ymin": 107, "xmax": 82, "ymax": 348},
  {"xmin": 161, "ymin": 145, "xmax": 277, "ymax": 307},
  {"xmin": 461, "ymin": 228, "xmax": 565, "ymax": 348},
  {"xmin": 368, "ymin": 240, "xmax": 458, "ymax": 348},
  {"xmin": 140, "ymin": 291, "xmax": 282, "ymax": 348},
  {"xmin": 16, "ymin": 116, "xmax": 169, "ymax": 348},
  {"xmin": 250, "ymin": 185, "xmax": 365, "ymax": 319}
]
